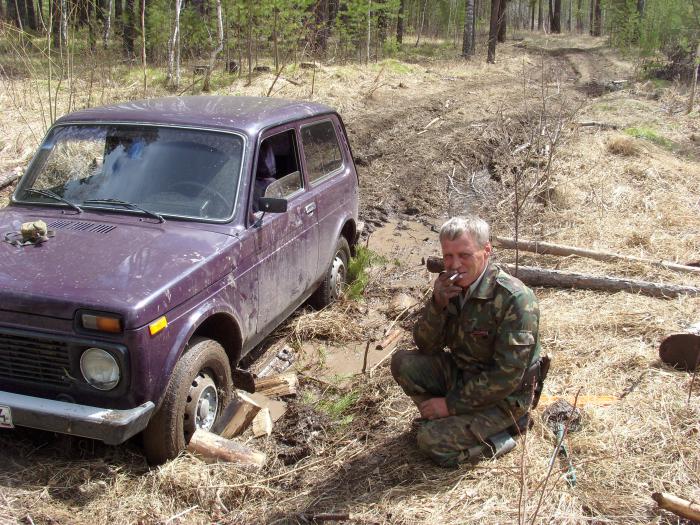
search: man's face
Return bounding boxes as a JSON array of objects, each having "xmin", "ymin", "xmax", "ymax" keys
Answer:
[{"xmin": 440, "ymin": 232, "xmax": 492, "ymax": 288}]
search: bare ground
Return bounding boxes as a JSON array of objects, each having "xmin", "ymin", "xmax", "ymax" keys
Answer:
[{"xmin": 0, "ymin": 34, "xmax": 699, "ymax": 524}]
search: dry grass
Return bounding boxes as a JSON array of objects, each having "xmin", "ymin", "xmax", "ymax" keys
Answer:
[
  {"xmin": 607, "ymin": 135, "xmax": 639, "ymax": 156},
  {"xmin": 1, "ymin": 33, "xmax": 699, "ymax": 525}
]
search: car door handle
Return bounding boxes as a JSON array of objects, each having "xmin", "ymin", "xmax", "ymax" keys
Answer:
[{"xmin": 305, "ymin": 203, "xmax": 316, "ymax": 215}]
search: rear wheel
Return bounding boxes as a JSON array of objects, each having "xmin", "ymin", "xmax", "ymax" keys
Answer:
[
  {"xmin": 311, "ymin": 236, "xmax": 351, "ymax": 309},
  {"xmin": 142, "ymin": 337, "xmax": 232, "ymax": 465}
]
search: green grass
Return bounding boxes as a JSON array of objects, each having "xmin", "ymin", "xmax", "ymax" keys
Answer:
[
  {"xmin": 624, "ymin": 125, "xmax": 674, "ymax": 149},
  {"xmin": 376, "ymin": 58, "xmax": 415, "ymax": 75},
  {"xmin": 317, "ymin": 391, "xmax": 359, "ymax": 423}
]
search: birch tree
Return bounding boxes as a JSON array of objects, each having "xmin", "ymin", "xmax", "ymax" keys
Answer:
[{"xmin": 166, "ymin": 0, "xmax": 182, "ymax": 88}]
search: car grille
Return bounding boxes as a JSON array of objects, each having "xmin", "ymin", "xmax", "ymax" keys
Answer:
[{"xmin": 0, "ymin": 332, "xmax": 71, "ymax": 387}]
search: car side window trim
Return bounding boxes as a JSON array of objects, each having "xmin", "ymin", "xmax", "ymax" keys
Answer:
[{"xmin": 299, "ymin": 118, "xmax": 346, "ymax": 188}]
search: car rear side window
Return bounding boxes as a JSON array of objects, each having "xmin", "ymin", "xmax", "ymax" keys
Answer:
[{"xmin": 301, "ymin": 120, "xmax": 343, "ymax": 185}]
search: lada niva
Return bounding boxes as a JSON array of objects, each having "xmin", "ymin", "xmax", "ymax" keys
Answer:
[{"xmin": 0, "ymin": 96, "xmax": 359, "ymax": 463}]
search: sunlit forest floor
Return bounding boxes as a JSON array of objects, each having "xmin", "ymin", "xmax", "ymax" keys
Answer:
[{"xmin": 1, "ymin": 33, "xmax": 699, "ymax": 524}]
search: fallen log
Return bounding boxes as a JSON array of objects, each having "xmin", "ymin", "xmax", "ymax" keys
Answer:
[
  {"xmin": 493, "ymin": 236, "xmax": 700, "ymax": 275},
  {"xmin": 212, "ymin": 391, "xmax": 262, "ymax": 438},
  {"xmin": 254, "ymin": 371, "xmax": 298, "ymax": 397},
  {"xmin": 500, "ymin": 264, "xmax": 700, "ymax": 299},
  {"xmin": 187, "ymin": 429, "xmax": 266, "ymax": 468},
  {"xmin": 652, "ymin": 492, "xmax": 700, "ymax": 522}
]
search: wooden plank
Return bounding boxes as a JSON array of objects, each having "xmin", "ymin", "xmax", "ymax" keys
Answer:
[{"xmin": 187, "ymin": 429, "xmax": 266, "ymax": 468}]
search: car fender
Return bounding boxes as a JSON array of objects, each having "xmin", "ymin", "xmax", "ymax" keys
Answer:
[{"xmin": 151, "ymin": 279, "xmax": 245, "ymax": 409}]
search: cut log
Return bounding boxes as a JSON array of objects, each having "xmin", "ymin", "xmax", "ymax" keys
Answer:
[
  {"xmin": 211, "ymin": 392, "xmax": 262, "ymax": 438},
  {"xmin": 659, "ymin": 322, "xmax": 700, "ymax": 371},
  {"xmin": 493, "ymin": 236, "xmax": 700, "ymax": 275},
  {"xmin": 187, "ymin": 429, "xmax": 266, "ymax": 468},
  {"xmin": 500, "ymin": 264, "xmax": 700, "ymax": 299},
  {"xmin": 652, "ymin": 492, "xmax": 700, "ymax": 522},
  {"xmin": 254, "ymin": 371, "xmax": 298, "ymax": 397},
  {"xmin": 252, "ymin": 407, "xmax": 273, "ymax": 438}
]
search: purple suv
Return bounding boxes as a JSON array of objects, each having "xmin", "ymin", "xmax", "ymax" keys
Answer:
[{"xmin": 0, "ymin": 96, "xmax": 359, "ymax": 463}]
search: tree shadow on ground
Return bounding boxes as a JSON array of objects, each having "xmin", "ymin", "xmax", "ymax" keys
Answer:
[{"xmin": 263, "ymin": 429, "xmax": 479, "ymax": 524}]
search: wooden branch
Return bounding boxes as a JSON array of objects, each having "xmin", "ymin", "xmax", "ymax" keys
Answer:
[
  {"xmin": 252, "ymin": 407, "xmax": 273, "ymax": 438},
  {"xmin": 187, "ymin": 429, "xmax": 266, "ymax": 468},
  {"xmin": 254, "ymin": 371, "xmax": 298, "ymax": 397},
  {"xmin": 0, "ymin": 168, "xmax": 22, "ymax": 190},
  {"xmin": 652, "ymin": 492, "xmax": 700, "ymax": 522},
  {"xmin": 376, "ymin": 328, "xmax": 403, "ymax": 350},
  {"xmin": 500, "ymin": 264, "xmax": 700, "ymax": 299},
  {"xmin": 493, "ymin": 236, "xmax": 700, "ymax": 275},
  {"xmin": 211, "ymin": 391, "xmax": 262, "ymax": 438},
  {"xmin": 577, "ymin": 121, "xmax": 620, "ymax": 129}
]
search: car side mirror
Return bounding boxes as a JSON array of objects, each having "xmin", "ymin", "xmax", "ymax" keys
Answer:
[
  {"xmin": 258, "ymin": 197, "xmax": 287, "ymax": 213},
  {"xmin": 253, "ymin": 197, "xmax": 288, "ymax": 229}
]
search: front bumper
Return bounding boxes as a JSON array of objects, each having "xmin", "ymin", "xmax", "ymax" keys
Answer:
[{"xmin": 0, "ymin": 390, "xmax": 154, "ymax": 445}]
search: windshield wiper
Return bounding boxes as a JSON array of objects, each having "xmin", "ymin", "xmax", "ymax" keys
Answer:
[
  {"xmin": 24, "ymin": 188, "xmax": 83, "ymax": 214},
  {"xmin": 83, "ymin": 198, "xmax": 165, "ymax": 223}
]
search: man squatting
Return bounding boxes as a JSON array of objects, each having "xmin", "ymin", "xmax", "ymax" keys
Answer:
[{"xmin": 391, "ymin": 216, "xmax": 544, "ymax": 467}]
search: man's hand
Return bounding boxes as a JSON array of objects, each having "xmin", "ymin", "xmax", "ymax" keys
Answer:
[
  {"xmin": 433, "ymin": 272, "xmax": 462, "ymax": 309},
  {"xmin": 418, "ymin": 397, "xmax": 450, "ymax": 420}
]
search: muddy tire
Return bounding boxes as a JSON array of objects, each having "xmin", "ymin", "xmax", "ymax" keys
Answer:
[
  {"xmin": 311, "ymin": 236, "xmax": 351, "ymax": 309},
  {"xmin": 142, "ymin": 337, "xmax": 232, "ymax": 465}
]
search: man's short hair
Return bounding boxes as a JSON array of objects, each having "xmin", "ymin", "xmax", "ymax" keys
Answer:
[{"xmin": 439, "ymin": 216, "xmax": 490, "ymax": 247}]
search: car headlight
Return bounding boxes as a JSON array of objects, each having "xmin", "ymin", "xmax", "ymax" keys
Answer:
[{"xmin": 80, "ymin": 348, "xmax": 120, "ymax": 390}]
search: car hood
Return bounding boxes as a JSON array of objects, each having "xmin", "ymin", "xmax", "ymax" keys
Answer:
[{"xmin": 0, "ymin": 208, "xmax": 236, "ymax": 329}]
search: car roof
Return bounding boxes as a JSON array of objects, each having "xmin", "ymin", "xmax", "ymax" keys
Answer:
[{"xmin": 55, "ymin": 96, "xmax": 337, "ymax": 137}]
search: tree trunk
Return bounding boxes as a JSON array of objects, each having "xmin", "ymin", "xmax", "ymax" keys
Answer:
[
  {"xmin": 166, "ymin": 0, "xmax": 181, "ymax": 88},
  {"xmin": 203, "ymin": 0, "xmax": 223, "ymax": 92},
  {"xmin": 636, "ymin": 0, "xmax": 644, "ymax": 16},
  {"xmin": 497, "ymin": 0, "xmax": 506, "ymax": 42},
  {"xmin": 552, "ymin": 0, "xmax": 560, "ymax": 32},
  {"xmin": 122, "ymin": 0, "xmax": 135, "ymax": 59},
  {"xmin": 396, "ymin": 0, "xmax": 404, "ymax": 43},
  {"xmin": 591, "ymin": 0, "xmax": 601, "ymax": 36},
  {"xmin": 25, "ymin": 0, "xmax": 37, "ymax": 30},
  {"xmin": 567, "ymin": 0, "xmax": 571, "ymax": 30},
  {"xmin": 471, "ymin": 0, "xmax": 477, "ymax": 51},
  {"xmin": 500, "ymin": 265, "xmax": 700, "ymax": 299},
  {"xmin": 462, "ymin": 0, "xmax": 475, "ymax": 57},
  {"xmin": 414, "ymin": 0, "xmax": 427, "ymax": 47},
  {"xmin": 537, "ymin": 0, "xmax": 542, "ymax": 30},
  {"xmin": 492, "ymin": 236, "xmax": 700, "ymax": 275},
  {"xmin": 486, "ymin": 0, "xmax": 500, "ymax": 63},
  {"xmin": 114, "ymin": 0, "xmax": 121, "ymax": 34},
  {"xmin": 103, "ymin": 0, "xmax": 112, "ymax": 48},
  {"xmin": 687, "ymin": 42, "xmax": 700, "ymax": 114},
  {"xmin": 140, "ymin": 0, "xmax": 146, "ymax": 94},
  {"xmin": 575, "ymin": 0, "xmax": 582, "ymax": 31}
]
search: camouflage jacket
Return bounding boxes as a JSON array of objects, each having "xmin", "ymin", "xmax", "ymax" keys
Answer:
[{"xmin": 413, "ymin": 262, "xmax": 541, "ymax": 415}]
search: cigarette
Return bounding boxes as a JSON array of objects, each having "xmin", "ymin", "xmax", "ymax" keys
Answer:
[{"xmin": 449, "ymin": 272, "xmax": 461, "ymax": 281}]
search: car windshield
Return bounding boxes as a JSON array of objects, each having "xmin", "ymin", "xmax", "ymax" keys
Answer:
[{"xmin": 16, "ymin": 124, "xmax": 244, "ymax": 221}]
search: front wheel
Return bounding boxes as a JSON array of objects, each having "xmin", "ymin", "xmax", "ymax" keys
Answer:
[
  {"xmin": 311, "ymin": 236, "xmax": 351, "ymax": 309},
  {"xmin": 142, "ymin": 337, "xmax": 232, "ymax": 465}
]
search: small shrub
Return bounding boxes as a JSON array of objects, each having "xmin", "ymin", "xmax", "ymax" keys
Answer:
[
  {"xmin": 345, "ymin": 246, "xmax": 385, "ymax": 300},
  {"xmin": 608, "ymin": 136, "xmax": 639, "ymax": 156}
]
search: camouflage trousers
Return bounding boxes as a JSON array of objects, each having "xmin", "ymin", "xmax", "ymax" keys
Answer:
[{"xmin": 390, "ymin": 349, "xmax": 528, "ymax": 467}]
